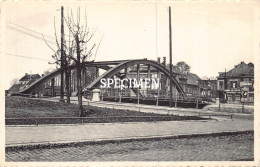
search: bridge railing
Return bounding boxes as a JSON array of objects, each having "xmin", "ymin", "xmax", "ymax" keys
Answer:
[{"xmin": 87, "ymin": 87, "xmax": 216, "ymax": 102}]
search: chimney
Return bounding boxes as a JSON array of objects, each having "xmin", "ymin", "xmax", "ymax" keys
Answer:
[
  {"xmin": 157, "ymin": 57, "xmax": 161, "ymax": 63},
  {"xmin": 241, "ymin": 61, "xmax": 244, "ymax": 64},
  {"xmin": 42, "ymin": 74, "xmax": 44, "ymax": 77},
  {"xmin": 163, "ymin": 57, "xmax": 166, "ymax": 66},
  {"xmin": 25, "ymin": 73, "xmax": 28, "ymax": 75}
]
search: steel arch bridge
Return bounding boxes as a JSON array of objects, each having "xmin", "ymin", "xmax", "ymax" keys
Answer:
[{"xmin": 19, "ymin": 59, "xmax": 185, "ymax": 97}]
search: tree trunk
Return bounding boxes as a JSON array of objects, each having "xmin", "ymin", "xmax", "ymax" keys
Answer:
[
  {"xmin": 76, "ymin": 34, "xmax": 83, "ymax": 117},
  {"xmin": 77, "ymin": 65, "xmax": 83, "ymax": 117},
  {"xmin": 65, "ymin": 69, "xmax": 70, "ymax": 103}
]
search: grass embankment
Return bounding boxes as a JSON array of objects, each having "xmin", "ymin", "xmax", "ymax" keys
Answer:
[{"xmin": 6, "ymin": 96, "xmax": 208, "ymax": 125}]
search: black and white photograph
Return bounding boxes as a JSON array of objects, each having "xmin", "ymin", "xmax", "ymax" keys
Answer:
[{"xmin": 1, "ymin": 0, "xmax": 259, "ymax": 165}]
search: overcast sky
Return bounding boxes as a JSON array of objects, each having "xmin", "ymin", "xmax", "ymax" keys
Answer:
[{"xmin": 2, "ymin": 1, "xmax": 258, "ymax": 89}]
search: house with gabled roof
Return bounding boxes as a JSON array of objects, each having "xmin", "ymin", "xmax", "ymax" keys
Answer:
[
  {"xmin": 217, "ymin": 61, "xmax": 254, "ymax": 103},
  {"xmin": 8, "ymin": 73, "xmax": 41, "ymax": 94}
]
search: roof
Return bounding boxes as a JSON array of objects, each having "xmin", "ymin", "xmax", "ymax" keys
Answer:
[
  {"xmin": 219, "ymin": 62, "xmax": 254, "ymax": 78},
  {"xmin": 19, "ymin": 74, "xmax": 41, "ymax": 81},
  {"xmin": 190, "ymin": 73, "xmax": 201, "ymax": 81},
  {"xmin": 8, "ymin": 84, "xmax": 21, "ymax": 93},
  {"xmin": 186, "ymin": 73, "xmax": 201, "ymax": 85}
]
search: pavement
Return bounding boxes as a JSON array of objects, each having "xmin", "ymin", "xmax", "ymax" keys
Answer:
[
  {"xmin": 6, "ymin": 119, "xmax": 253, "ymax": 148},
  {"xmin": 6, "ymin": 132, "xmax": 254, "ymax": 161},
  {"xmin": 5, "ymin": 97, "xmax": 254, "ymax": 148},
  {"xmin": 46, "ymin": 97, "xmax": 253, "ymax": 119}
]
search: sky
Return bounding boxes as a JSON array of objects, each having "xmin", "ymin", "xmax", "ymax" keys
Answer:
[{"xmin": 2, "ymin": 1, "xmax": 258, "ymax": 89}]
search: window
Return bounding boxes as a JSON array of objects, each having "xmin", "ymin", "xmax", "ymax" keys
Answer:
[
  {"xmin": 230, "ymin": 81, "xmax": 237, "ymax": 88},
  {"xmin": 219, "ymin": 81, "xmax": 224, "ymax": 89}
]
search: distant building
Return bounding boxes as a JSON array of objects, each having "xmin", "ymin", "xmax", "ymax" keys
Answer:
[
  {"xmin": 178, "ymin": 72, "xmax": 200, "ymax": 97},
  {"xmin": 198, "ymin": 79, "xmax": 218, "ymax": 98},
  {"xmin": 8, "ymin": 73, "xmax": 41, "ymax": 94},
  {"xmin": 217, "ymin": 62, "xmax": 254, "ymax": 103},
  {"xmin": 19, "ymin": 73, "xmax": 41, "ymax": 88}
]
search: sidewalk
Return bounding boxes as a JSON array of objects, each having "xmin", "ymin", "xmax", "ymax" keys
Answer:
[
  {"xmin": 6, "ymin": 119, "xmax": 253, "ymax": 148},
  {"xmin": 42, "ymin": 97, "xmax": 253, "ymax": 120},
  {"xmin": 203, "ymin": 103, "xmax": 254, "ymax": 109},
  {"xmin": 47, "ymin": 97, "xmax": 248, "ymax": 117}
]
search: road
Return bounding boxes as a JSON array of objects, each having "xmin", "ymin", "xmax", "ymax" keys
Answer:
[
  {"xmin": 6, "ymin": 133, "xmax": 253, "ymax": 161},
  {"xmin": 6, "ymin": 120, "xmax": 253, "ymax": 147}
]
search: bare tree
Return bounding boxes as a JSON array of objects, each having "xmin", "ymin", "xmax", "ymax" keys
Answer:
[
  {"xmin": 65, "ymin": 8, "xmax": 102, "ymax": 116},
  {"xmin": 43, "ymin": 17, "xmax": 74, "ymax": 104},
  {"xmin": 10, "ymin": 78, "xmax": 19, "ymax": 86},
  {"xmin": 44, "ymin": 7, "xmax": 101, "ymax": 116}
]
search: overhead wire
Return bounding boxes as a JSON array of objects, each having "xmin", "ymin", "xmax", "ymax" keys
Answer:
[
  {"xmin": 6, "ymin": 25, "xmax": 56, "ymax": 44},
  {"xmin": 7, "ymin": 21, "xmax": 56, "ymax": 40},
  {"xmin": 6, "ymin": 53, "xmax": 52, "ymax": 62}
]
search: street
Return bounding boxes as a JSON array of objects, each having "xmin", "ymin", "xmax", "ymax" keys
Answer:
[{"xmin": 6, "ymin": 133, "xmax": 253, "ymax": 161}]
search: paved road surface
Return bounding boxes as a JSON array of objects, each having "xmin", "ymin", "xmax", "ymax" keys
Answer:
[
  {"xmin": 6, "ymin": 120, "xmax": 253, "ymax": 147},
  {"xmin": 6, "ymin": 133, "xmax": 253, "ymax": 161}
]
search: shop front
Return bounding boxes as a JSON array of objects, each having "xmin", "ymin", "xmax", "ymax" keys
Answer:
[
  {"xmin": 225, "ymin": 89, "xmax": 241, "ymax": 103},
  {"xmin": 240, "ymin": 81, "xmax": 254, "ymax": 104}
]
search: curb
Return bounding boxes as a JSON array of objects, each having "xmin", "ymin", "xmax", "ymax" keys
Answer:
[
  {"xmin": 5, "ymin": 119, "xmax": 217, "ymax": 127},
  {"xmin": 6, "ymin": 130, "xmax": 253, "ymax": 151}
]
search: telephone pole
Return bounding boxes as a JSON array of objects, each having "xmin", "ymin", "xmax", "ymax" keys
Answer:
[
  {"xmin": 169, "ymin": 6, "xmax": 173, "ymax": 108},
  {"xmin": 60, "ymin": 6, "xmax": 64, "ymax": 101}
]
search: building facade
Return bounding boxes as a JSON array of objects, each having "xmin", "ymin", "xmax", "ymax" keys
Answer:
[
  {"xmin": 198, "ymin": 79, "xmax": 218, "ymax": 98},
  {"xmin": 217, "ymin": 62, "xmax": 254, "ymax": 103}
]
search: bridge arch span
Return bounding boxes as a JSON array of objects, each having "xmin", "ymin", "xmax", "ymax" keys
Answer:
[
  {"xmin": 87, "ymin": 59, "xmax": 185, "ymax": 97},
  {"xmin": 18, "ymin": 59, "xmax": 185, "ymax": 97}
]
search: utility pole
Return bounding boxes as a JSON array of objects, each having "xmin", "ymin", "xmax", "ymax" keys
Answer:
[
  {"xmin": 169, "ymin": 6, "xmax": 173, "ymax": 108},
  {"xmin": 157, "ymin": 57, "xmax": 161, "ymax": 106},
  {"xmin": 137, "ymin": 64, "xmax": 140, "ymax": 105},
  {"xmin": 60, "ymin": 6, "xmax": 64, "ymax": 102},
  {"xmin": 224, "ymin": 68, "xmax": 227, "ymax": 89},
  {"xmin": 224, "ymin": 68, "xmax": 227, "ymax": 102}
]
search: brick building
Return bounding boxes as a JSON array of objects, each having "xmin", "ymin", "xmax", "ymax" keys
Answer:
[{"xmin": 217, "ymin": 62, "xmax": 254, "ymax": 103}]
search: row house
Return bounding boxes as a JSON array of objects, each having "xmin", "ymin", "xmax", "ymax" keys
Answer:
[{"xmin": 217, "ymin": 62, "xmax": 254, "ymax": 103}]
